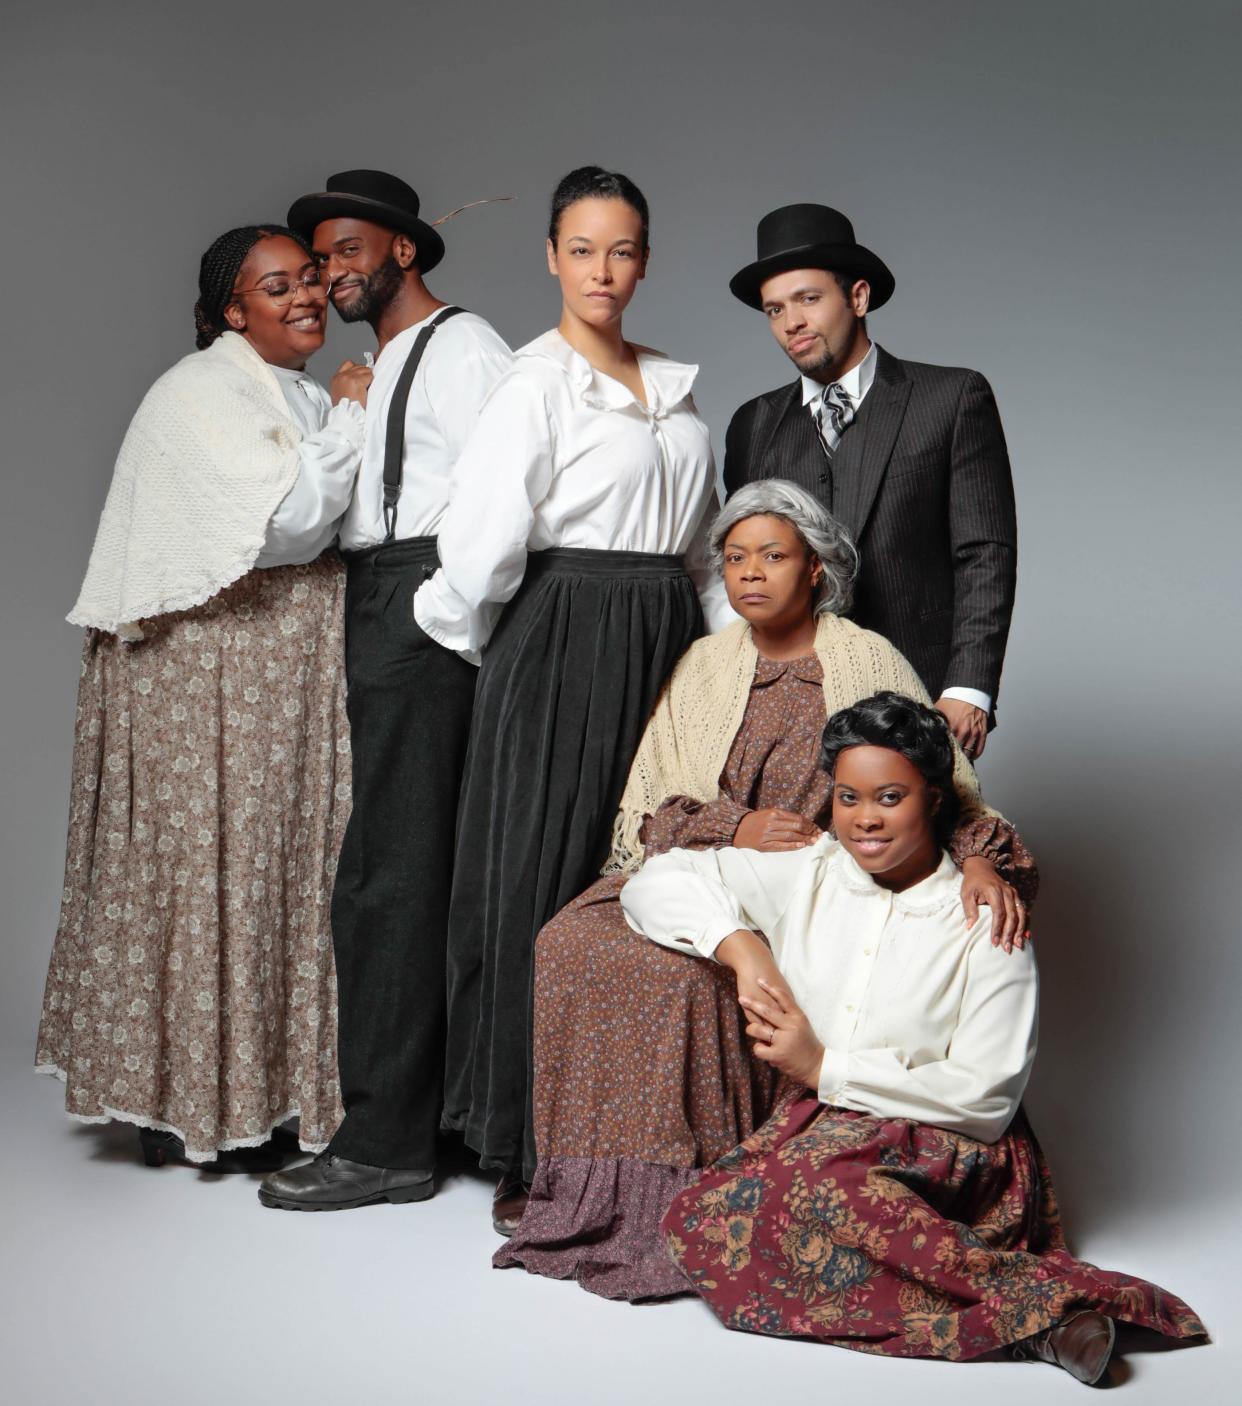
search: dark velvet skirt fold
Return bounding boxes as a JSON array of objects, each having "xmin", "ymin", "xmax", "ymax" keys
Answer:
[{"xmin": 442, "ymin": 549, "xmax": 702, "ymax": 1177}]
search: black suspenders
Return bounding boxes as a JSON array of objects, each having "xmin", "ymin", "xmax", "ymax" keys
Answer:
[{"xmin": 381, "ymin": 305, "xmax": 468, "ymax": 543}]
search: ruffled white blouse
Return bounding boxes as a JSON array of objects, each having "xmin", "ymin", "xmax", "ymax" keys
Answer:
[{"xmin": 414, "ymin": 328, "xmax": 731, "ymax": 662}]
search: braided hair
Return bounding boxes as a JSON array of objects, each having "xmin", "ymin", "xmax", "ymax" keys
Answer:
[{"xmin": 193, "ymin": 224, "xmax": 311, "ymax": 350}]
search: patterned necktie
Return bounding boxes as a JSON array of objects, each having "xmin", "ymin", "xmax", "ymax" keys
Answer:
[{"xmin": 812, "ymin": 382, "xmax": 855, "ymax": 461}]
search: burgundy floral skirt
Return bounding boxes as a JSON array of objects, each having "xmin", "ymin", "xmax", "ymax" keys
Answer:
[{"xmin": 663, "ymin": 1093, "xmax": 1205, "ymax": 1358}]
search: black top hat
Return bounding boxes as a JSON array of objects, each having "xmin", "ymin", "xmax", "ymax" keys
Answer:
[
  {"xmin": 287, "ymin": 169, "xmax": 446, "ymax": 275},
  {"xmin": 730, "ymin": 204, "xmax": 894, "ymax": 311}
]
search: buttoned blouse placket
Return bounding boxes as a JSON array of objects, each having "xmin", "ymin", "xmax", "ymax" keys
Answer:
[
  {"xmin": 581, "ymin": 358, "xmax": 672, "ymax": 479},
  {"xmin": 642, "ymin": 376, "xmax": 671, "ymax": 476},
  {"xmin": 823, "ymin": 885, "xmax": 890, "ymax": 1101}
]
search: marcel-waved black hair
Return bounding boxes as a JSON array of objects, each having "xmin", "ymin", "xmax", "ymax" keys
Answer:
[
  {"xmin": 548, "ymin": 165, "xmax": 650, "ymax": 253},
  {"xmin": 193, "ymin": 224, "xmax": 311, "ymax": 350},
  {"xmin": 821, "ymin": 691, "xmax": 959, "ymax": 847}
]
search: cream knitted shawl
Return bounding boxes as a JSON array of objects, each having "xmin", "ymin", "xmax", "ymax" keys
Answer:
[
  {"xmin": 68, "ymin": 332, "xmax": 303, "ymax": 639},
  {"xmin": 606, "ymin": 612, "xmax": 994, "ymax": 873}
]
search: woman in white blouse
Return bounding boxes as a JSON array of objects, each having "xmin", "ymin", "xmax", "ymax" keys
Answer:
[
  {"xmin": 623, "ymin": 693, "xmax": 1204, "ymax": 1382},
  {"xmin": 36, "ymin": 225, "xmax": 369, "ymax": 1174},
  {"xmin": 415, "ymin": 166, "xmax": 732, "ymax": 1229}
]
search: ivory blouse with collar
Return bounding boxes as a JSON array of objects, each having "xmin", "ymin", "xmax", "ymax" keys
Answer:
[
  {"xmin": 414, "ymin": 328, "xmax": 732, "ymax": 661},
  {"xmin": 620, "ymin": 833, "xmax": 1038, "ymax": 1144}
]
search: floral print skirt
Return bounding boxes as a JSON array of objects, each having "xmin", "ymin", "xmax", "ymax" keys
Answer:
[
  {"xmin": 494, "ymin": 874, "xmax": 777, "ymax": 1299},
  {"xmin": 35, "ymin": 556, "xmax": 351, "ymax": 1161},
  {"xmin": 663, "ymin": 1091, "xmax": 1205, "ymax": 1358}
]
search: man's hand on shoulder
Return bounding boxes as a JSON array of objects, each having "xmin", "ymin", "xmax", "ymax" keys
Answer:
[{"xmin": 935, "ymin": 696, "xmax": 988, "ymax": 760}]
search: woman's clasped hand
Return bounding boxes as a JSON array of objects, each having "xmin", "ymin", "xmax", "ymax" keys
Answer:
[{"xmin": 740, "ymin": 977, "xmax": 825, "ymax": 1090}]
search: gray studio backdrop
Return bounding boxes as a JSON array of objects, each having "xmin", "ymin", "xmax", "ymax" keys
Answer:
[{"xmin": 2, "ymin": 0, "xmax": 1239, "ymax": 1233}]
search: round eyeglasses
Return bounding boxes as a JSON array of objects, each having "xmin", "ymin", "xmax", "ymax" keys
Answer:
[{"xmin": 230, "ymin": 269, "xmax": 328, "ymax": 305}]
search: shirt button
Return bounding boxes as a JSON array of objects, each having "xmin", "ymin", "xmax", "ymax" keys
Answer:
[
  {"xmin": 846, "ymin": 1003, "xmax": 856, "ymax": 1013},
  {"xmin": 818, "ymin": 472, "xmax": 828, "ymax": 483},
  {"xmin": 863, "ymin": 947, "xmax": 872, "ymax": 956}
]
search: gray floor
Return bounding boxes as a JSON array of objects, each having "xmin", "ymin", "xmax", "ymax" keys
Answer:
[{"xmin": 0, "ymin": 1042, "xmax": 1225, "ymax": 1406}]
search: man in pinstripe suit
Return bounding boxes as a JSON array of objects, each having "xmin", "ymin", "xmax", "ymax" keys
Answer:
[{"xmin": 723, "ymin": 204, "xmax": 1017, "ymax": 759}]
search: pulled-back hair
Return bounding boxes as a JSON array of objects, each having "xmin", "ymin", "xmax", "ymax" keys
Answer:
[
  {"xmin": 826, "ymin": 270, "xmax": 867, "ymax": 330},
  {"xmin": 821, "ymin": 691, "xmax": 959, "ymax": 847},
  {"xmin": 708, "ymin": 479, "xmax": 858, "ymax": 616},
  {"xmin": 194, "ymin": 224, "xmax": 311, "ymax": 350},
  {"xmin": 548, "ymin": 166, "xmax": 650, "ymax": 252}
]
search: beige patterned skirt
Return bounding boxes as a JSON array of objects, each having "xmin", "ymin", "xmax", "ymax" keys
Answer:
[{"xmin": 36, "ymin": 554, "xmax": 350, "ymax": 1161}]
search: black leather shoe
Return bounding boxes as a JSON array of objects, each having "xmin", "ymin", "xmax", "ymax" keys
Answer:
[
  {"xmin": 257, "ymin": 1152, "xmax": 434, "ymax": 1211},
  {"xmin": 139, "ymin": 1128, "xmax": 288, "ymax": 1175},
  {"xmin": 1014, "ymin": 1310, "xmax": 1116, "ymax": 1385},
  {"xmin": 492, "ymin": 1175, "xmax": 529, "ymax": 1236}
]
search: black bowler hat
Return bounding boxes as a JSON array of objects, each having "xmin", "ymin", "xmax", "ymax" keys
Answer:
[
  {"xmin": 287, "ymin": 169, "xmax": 445, "ymax": 274},
  {"xmin": 730, "ymin": 204, "xmax": 894, "ymax": 311}
]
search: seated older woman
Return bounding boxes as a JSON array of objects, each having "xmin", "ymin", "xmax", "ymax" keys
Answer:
[
  {"xmin": 495, "ymin": 480, "xmax": 1036, "ymax": 1297},
  {"xmin": 628, "ymin": 694, "xmax": 1204, "ymax": 1382}
]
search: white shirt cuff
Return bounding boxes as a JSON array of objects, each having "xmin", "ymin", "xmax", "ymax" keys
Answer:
[
  {"xmin": 939, "ymin": 686, "xmax": 992, "ymax": 714},
  {"xmin": 412, "ymin": 587, "xmax": 482, "ymax": 667},
  {"xmin": 699, "ymin": 918, "xmax": 747, "ymax": 960},
  {"xmin": 326, "ymin": 396, "xmax": 366, "ymax": 448},
  {"xmin": 817, "ymin": 1047, "xmax": 848, "ymax": 1103}
]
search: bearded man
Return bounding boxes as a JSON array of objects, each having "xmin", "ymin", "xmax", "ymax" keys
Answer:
[{"xmin": 259, "ymin": 170, "xmax": 512, "ymax": 1211}]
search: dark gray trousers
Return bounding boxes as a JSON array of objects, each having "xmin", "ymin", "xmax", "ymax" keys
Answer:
[{"xmin": 327, "ymin": 537, "xmax": 476, "ymax": 1169}]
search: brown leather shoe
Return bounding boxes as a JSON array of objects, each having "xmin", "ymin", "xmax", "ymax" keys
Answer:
[
  {"xmin": 1016, "ymin": 1310, "xmax": 1116, "ymax": 1385},
  {"xmin": 492, "ymin": 1175, "xmax": 529, "ymax": 1236}
]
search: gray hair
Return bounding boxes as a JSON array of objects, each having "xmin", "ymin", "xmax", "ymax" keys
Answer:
[{"xmin": 708, "ymin": 479, "xmax": 858, "ymax": 616}]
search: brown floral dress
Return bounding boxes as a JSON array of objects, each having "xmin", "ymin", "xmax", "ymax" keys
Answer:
[
  {"xmin": 35, "ymin": 554, "xmax": 350, "ymax": 1161},
  {"xmin": 496, "ymin": 652, "xmax": 1036, "ymax": 1298}
]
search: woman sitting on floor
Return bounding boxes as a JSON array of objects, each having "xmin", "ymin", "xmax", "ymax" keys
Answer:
[
  {"xmin": 496, "ymin": 480, "xmax": 1036, "ymax": 1298},
  {"xmin": 623, "ymin": 692, "xmax": 1205, "ymax": 1382}
]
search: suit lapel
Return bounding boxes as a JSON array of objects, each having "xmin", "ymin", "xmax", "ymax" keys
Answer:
[
  {"xmin": 757, "ymin": 382, "xmax": 805, "ymax": 471},
  {"xmin": 842, "ymin": 346, "xmax": 912, "ymax": 540}
]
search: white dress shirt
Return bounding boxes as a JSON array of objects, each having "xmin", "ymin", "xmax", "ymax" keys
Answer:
[
  {"xmin": 802, "ymin": 340, "xmax": 991, "ymax": 716},
  {"xmin": 337, "ymin": 310, "xmax": 513, "ymax": 551},
  {"xmin": 255, "ymin": 365, "xmax": 365, "ymax": 568},
  {"xmin": 414, "ymin": 328, "xmax": 732, "ymax": 662},
  {"xmin": 620, "ymin": 834, "xmax": 1037, "ymax": 1144},
  {"xmin": 799, "ymin": 337, "xmax": 879, "ymax": 415}
]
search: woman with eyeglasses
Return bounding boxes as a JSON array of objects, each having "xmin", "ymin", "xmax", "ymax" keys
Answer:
[{"xmin": 35, "ymin": 225, "xmax": 371, "ymax": 1173}]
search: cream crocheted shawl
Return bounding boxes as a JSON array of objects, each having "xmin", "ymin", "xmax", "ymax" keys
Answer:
[
  {"xmin": 606, "ymin": 612, "xmax": 994, "ymax": 873},
  {"xmin": 68, "ymin": 332, "xmax": 303, "ymax": 639}
]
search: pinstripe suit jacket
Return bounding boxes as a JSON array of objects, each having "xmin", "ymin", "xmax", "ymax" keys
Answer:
[{"xmin": 722, "ymin": 346, "xmax": 1017, "ymax": 711}]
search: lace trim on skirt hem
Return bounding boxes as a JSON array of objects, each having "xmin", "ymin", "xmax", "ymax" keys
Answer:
[{"xmin": 34, "ymin": 1062, "xmax": 329, "ymax": 1161}]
